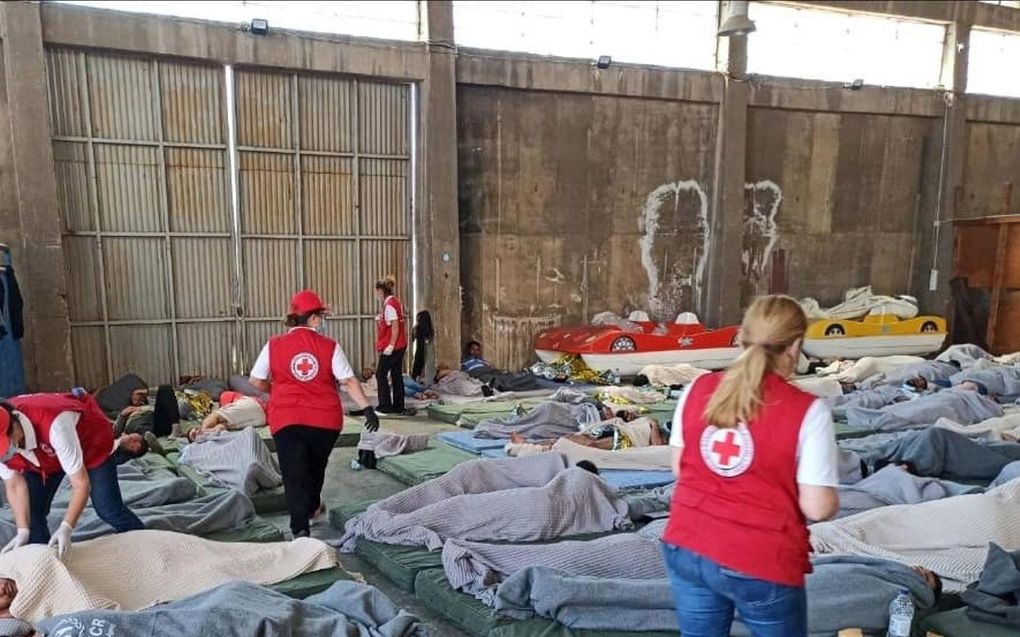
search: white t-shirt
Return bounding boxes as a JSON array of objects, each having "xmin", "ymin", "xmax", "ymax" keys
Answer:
[
  {"xmin": 0, "ymin": 411, "xmax": 84, "ymax": 481},
  {"xmin": 249, "ymin": 327, "xmax": 355, "ymax": 382},
  {"xmin": 382, "ymin": 296, "xmax": 399, "ymax": 323},
  {"xmin": 668, "ymin": 377, "xmax": 840, "ymax": 487}
]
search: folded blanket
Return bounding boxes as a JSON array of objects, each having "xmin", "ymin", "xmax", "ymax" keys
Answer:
[
  {"xmin": 0, "ymin": 530, "xmax": 338, "ymax": 622},
  {"xmin": 180, "ymin": 427, "xmax": 281, "ymax": 496},
  {"xmin": 845, "ymin": 387, "xmax": 1003, "ymax": 431},
  {"xmin": 37, "ymin": 580, "xmax": 426, "ymax": 637},
  {"xmin": 340, "ymin": 466, "xmax": 631, "ymax": 552},
  {"xmin": 810, "ymin": 477, "xmax": 1020, "ymax": 590},
  {"xmin": 358, "ymin": 432, "xmax": 430, "ymax": 458}
]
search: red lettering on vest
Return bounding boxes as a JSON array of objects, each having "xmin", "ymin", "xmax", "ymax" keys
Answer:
[
  {"xmin": 267, "ymin": 329, "xmax": 343, "ymax": 435},
  {"xmin": 663, "ymin": 372, "xmax": 817, "ymax": 587}
]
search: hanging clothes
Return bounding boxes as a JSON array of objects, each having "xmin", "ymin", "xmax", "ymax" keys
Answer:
[{"xmin": 0, "ymin": 250, "xmax": 27, "ymax": 397}]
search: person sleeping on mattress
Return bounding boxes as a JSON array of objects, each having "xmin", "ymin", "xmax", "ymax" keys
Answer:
[
  {"xmin": 505, "ymin": 416, "xmax": 666, "ymax": 457},
  {"xmin": 187, "ymin": 392, "xmax": 267, "ymax": 442},
  {"xmin": 0, "ymin": 578, "xmax": 35, "ymax": 637}
]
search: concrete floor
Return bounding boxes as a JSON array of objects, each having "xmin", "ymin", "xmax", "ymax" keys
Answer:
[{"xmin": 263, "ymin": 415, "xmax": 473, "ymax": 637}]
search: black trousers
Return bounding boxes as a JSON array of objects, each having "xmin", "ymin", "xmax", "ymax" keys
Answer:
[
  {"xmin": 376, "ymin": 347, "xmax": 406, "ymax": 412},
  {"xmin": 273, "ymin": 425, "xmax": 339, "ymax": 536}
]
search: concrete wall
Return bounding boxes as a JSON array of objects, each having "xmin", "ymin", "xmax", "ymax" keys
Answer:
[{"xmin": 458, "ymin": 85, "xmax": 719, "ymax": 348}]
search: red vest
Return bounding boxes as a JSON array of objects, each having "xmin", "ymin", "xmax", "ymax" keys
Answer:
[
  {"xmin": 376, "ymin": 297, "xmax": 408, "ymax": 352},
  {"xmin": 266, "ymin": 329, "xmax": 344, "ymax": 435},
  {"xmin": 6, "ymin": 393, "xmax": 114, "ymax": 478},
  {"xmin": 663, "ymin": 372, "xmax": 816, "ymax": 587}
]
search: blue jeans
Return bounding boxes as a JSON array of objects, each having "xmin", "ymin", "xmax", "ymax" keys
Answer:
[
  {"xmin": 661, "ymin": 543, "xmax": 807, "ymax": 637},
  {"xmin": 25, "ymin": 456, "xmax": 144, "ymax": 544},
  {"xmin": 403, "ymin": 377, "xmax": 427, "ymax": 397}
]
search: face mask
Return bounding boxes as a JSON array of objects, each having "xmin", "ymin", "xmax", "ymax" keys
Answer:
[{"xmin": 314, "ymin": 320, "xmax": 327, "ymax": 334}]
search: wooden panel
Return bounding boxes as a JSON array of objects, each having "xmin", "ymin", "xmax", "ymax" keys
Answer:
[
  {"xmin": 992, "ymin": 290, "xmax": 1020, "ymax": 355},
  {"xmin": 955, "ymin": 224, "xmax": 999, "ymax": 288}
]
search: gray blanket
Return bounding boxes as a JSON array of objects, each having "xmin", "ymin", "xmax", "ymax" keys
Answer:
[
  {"xmin": 443, "ymin": 520, "xmax": 666, "ymax": 603},
  {"xmin": 36, "ymin": 580, "xmax": 426, "ymax": 637},
  {"xmin": 863, "ymin": 428, "xmax": 1020, "ymax": 482},
  {"xmin": 0, "ymin": 460, "xmax": 255, "ymax": 544},
  {"xmin": 837, "ymin": 465, "xmax": 977, "ymax": 518},
  {"xmin": 861, "ymin": 361, "xmax": 960, "ymax": 389},
  {"xmin": 845, "ymin": 387, "xmax": 1003, "ymax": 431},
  {"xmin": 952, "ymin": 366, "xmax": 1020, "ymax": 402},
  {"xmin": 339, "ymin": 466, "xmax": 631, "ymax": 552},
  {"xmin": 828, "ymin": 385, "xmax": 913, "ymax": 419},
  {"xmin": 961, "ymin": 543, "xmax": 1020, "ymax": 627},
  {"xmin": 473, "ymin": 401, "xmax": 601, "ymax": 441},
  {"xmin": 358, "ymin": 432, "xmax": 431, "ymax": 458},
  {"xmin": 180, "ymin": 427, "xmax": 282, "ymax": 496},
  {"xmin": 495, "ymin": 555, "xmax": 935, "ymax": 637}
]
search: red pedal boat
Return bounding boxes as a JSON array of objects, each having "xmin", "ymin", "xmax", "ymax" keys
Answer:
[{"xmin": 534, "ymin": 312, "xmax": 741, "ymax": 377}]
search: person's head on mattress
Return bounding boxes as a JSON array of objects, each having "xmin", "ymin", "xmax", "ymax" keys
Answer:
[{"xmin": 0, "ymin": 578, "xmax": 34, "ymax": 637}]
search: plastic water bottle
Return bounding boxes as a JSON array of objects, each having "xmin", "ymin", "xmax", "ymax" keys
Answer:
[{"xmin": 887, "ymin": 589, "xmax": 914, "ymax": 637}]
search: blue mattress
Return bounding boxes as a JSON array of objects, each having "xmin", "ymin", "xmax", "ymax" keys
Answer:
[
  {"xmin": 481, "ymin": 447, "xmax": 508, "ymax": 459},
  {"xmin": 436, "ymin": 430, "xmax": 506, "ymax": 453}
]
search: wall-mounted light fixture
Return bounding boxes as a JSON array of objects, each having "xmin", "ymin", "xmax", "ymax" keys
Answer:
[
  {"xmin": 718, "ymin": 1, "xmax": 755, "ymax": 37},
  {"xmin": 594, "ymin": 55, "xmax": 612, "ymax": 69}
]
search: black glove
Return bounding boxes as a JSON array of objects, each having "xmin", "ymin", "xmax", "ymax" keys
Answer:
[{"xmin": 363, "ymin": 406, "xmax": 380, "ymax": 433}]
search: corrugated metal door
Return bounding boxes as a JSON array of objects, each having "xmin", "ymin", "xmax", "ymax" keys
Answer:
[
  {"xmin": 233, "ymin": 69, "xmax": 411, "ymax": 372},
  {"xmin": 48, "ymin": 48, "xmax": 235, "ymax": 389},
  {"xmin": 47, "ymin": 49, "xmax": 412, "ymax": 387}
]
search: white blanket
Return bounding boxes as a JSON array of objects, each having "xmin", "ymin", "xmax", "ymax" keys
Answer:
[
  {"xmin": 636, "ymin": 364, "xmax": 708, "ymax": 387},
  {"xmin": 801, "ymin": 286, "xmax": 919, "ymax": 320},
  {"xmin": 552, "ymin": 438, "xmax": 673, "ymax": 471},
  {"xmin": 1, "ymin": 530, "xmax": 339, "ymax": 622},
  {"xmin": 810, "ymin": 478, "xmax": 1020, "ymax": 591},
  {"xmin": 817, "ymin": 356, "xmax": 926, "ymax": 384}
]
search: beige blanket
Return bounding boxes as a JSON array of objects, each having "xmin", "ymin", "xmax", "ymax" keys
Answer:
[
  {"xmin": 816, "ymin": 356, "xmax": 925, "ymax": 384},
  {"xmin": 810, "ymin": 478, "xmax": 1020, "ymax": 591},
  {"xmin": 2, "ymin": 530, "xmax": 339, "ymax": 622},
  {"xmin": 552, "ymin": 438, "xmax": 673, "ymax": 471},
  {"xmin": 636, "ymin": 364, "xmax": 708, "ymax": 387}
]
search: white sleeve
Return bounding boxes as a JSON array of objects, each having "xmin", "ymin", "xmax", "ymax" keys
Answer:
[
  {"xmin": 668, "ymin": 382, "xmax": 696, "ymax": 448},
  {"xmin": 249, "ymin": 344, "xmax": 271, "ymax": 380},
  {"xmin": 383, "ymin": 305, "xmax": 398, "ymax": 323},
  {"xmin": 49, "ymin": 412, "xmax": 85, "ymax": 476},
  {"xmin": 332, "ymin": 344, "xmax": 355, "ymax": 380},
  {"xmin": 796, "ymin": 399, "xmax": 840, "ymax": 487},
  {"xmin": 0, "ymin": 463, "xmax": 14, "ymax": 481}
]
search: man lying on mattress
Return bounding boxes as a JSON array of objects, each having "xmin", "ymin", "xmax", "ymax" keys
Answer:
[
  {"xmin": 472, "ymin": 395, "xmax": 639, "ymax": 442},
  {"xmin": 186, "ymin": 391, "xmax": 267, "ymax": 442},
  {"xmin": 504, "ymin": 416, "xmax": 667, "ymax": 457}
]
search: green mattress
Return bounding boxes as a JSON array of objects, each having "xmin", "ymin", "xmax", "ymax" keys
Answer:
[
  {"xmin": 328, "ymin": 499, "xmax": 375, "ymax": 531},
  {"xmin": 921, "ymin": 609, "xmax": 1020, "ymax": 637},
  {"xmin": 427, "ymin": 400, "xmax": 547, "ymax": 427},
  {"xmin": 415, "ymin": 569, "xmax": 679, "ymax": 637},
  {"xmin": 269, "ymin": 567, "xmax": 351, "ymax": 599},
  {"xmin": 377, "ymin": 442, "xmax": 477, "ymax": 486},
  {"xmin": 356, "ymin": 541, "xmax": 442, "ymax": 592},
  {"xmin": 203, "ymin": 515, "xmax": 284, "ymax": 543}
]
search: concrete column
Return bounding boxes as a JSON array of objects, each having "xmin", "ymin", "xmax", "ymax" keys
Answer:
[
  {"xmin": 914, "ymin": 22, "xmax": 970, "ymax": 317},
  {"xmin": 0, "ymin": 2, "xmax": 73, "ymax": 391},
  {"xmin": 703, "ymin": 7, "xmax": 748, "ymax": 326},
  {"xmin": 419, "ymin": 0, "xmax": 462, "ymax": 365}
]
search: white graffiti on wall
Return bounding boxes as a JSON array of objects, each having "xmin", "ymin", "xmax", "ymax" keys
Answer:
[
  {"xmin": 639, "ymin": 181, "xmax": 710, "ymax": 319},
  {"xmin": 742, "ymin": 180, "xmax": 782, "ymax": 281}
]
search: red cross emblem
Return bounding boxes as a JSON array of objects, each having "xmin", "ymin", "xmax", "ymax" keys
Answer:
[
  {"xmin": 290, "ymin": 353, "xmax": 320, "ymax": 382},
  {"xmin": 699, "ymin": 424, "xmax": 754, "ymax": 477}
]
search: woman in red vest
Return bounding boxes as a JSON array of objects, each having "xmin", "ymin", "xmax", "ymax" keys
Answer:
[
  {"xmin": 661, "ymin": 295, "xmax": 840, "ymax": 637},
  {"xmin": 373, "ymin": 275, "xmax": 409, "ymax": 415},
  {"xmin": 249, "ymin": 290, "xmax": 379, "ymax": 539}
]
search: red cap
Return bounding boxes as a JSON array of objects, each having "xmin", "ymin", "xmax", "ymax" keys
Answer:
[
  {"xmin": 289, "ymin": 290, "xmax": 328, "ymax": 316},
  {"xmin": 0, "ymin": 408, "xmax": 10, "ymax": 461}
]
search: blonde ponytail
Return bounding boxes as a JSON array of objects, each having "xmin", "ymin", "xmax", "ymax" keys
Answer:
[
  {"xmin": 703, "ymin": 295, "xmax": 808, "ymax": 428},
  {"xmin": 375, "ymin": 275, "xmax": 397, "ymax": 297}
]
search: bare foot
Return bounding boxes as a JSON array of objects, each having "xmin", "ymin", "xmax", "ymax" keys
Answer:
[{"xmin": 510, "ymin": 432, "xmax": 525, "ymax": 444}]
